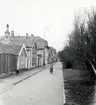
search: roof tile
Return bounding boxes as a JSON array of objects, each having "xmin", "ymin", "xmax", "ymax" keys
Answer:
[{"xmin": 0, "ymin": 43, "xmax": 22, "ymax": 55}]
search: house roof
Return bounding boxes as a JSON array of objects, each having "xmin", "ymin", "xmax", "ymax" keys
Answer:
[
  {"xmin": 49, "ymin": 47, "xmax": 56, "ymax": 55},
  {"xmin": 9, "ymin": 36, "xmax": 35, "ymax": 47},
  {"xmin": 34, "ymin": 36, "xmax": 48, "ymax": 49},
  {"xmin": 0, "ymin": 43, "xmax": 23, "ymax": 55},
  {"xmin": 0, "ymin": 35, "xmax": 49, "ymax": 50},
  {"xmin": 49, "ymin": 47, "xmax": 56, "ymax": 51}
]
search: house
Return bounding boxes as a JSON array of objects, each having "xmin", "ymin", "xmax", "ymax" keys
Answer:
[
  {"xmin": 0, "ymin": 24, "xmax": 37, "ymax": 69},
  {"xmin": 9, "ymin": 34, "xmax": 37, "ymax": 69},
  {"xmin": 34, "ymin": 36, "xmax": 45, "ymax": 67},
  {"xmin": 0, "ymin": 43, "xmax": 27, "ymax": 74},
  {"xmin": 16, "ymin": 44, "xmax": 27, "ymax": 70},
  {"xmin": 34, "ymin": 36, "xmax": 50, "ymax": 67}
]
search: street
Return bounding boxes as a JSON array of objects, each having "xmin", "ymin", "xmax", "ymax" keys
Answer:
[{"xmin": 0, "ymin": 62, "xmax": 63, "ymax": 105}]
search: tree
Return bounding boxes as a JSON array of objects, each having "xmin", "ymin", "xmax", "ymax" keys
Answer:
[{"xmin": 59, "ymin": 8, "xmax": 96, "ymax": 73}]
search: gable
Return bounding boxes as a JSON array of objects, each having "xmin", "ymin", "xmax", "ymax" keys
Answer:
[
  {"xmin": 32, "ymin": 42, "xmax": 37, "ymax": 54},
  {"xmin": 19, "ymin": 48, "xmax": 26, "ymax": 58},
  {"xmin": 18, "ymin": 45, "xmax": 27, "ymax": 57},
  {"xmin": 32, "ymin": 42, "xmax": 37, "ymax": 49}
]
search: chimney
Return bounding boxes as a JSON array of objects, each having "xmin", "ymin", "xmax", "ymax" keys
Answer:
[{"xmin": 11, "ymin": 30, "xmax": 15, "ymax": 37}]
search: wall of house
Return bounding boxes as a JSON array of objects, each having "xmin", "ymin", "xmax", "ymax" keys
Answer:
[
  {"xmin": 18, "ymin": 48, "xmax": 27, "ymax": 70},
  {"xmin": 45, "ymin": 48, "xmax": 49, "ymax": 65},
  {"xmin": 37, "ymin": 56, "xmax": 43, "ymax": 67},
  {"xmin": 32, "ymin": 44, "xmax": 37, "ymax": 68},
  {"xmin": 32, "ymin": 55, "xmax": 37, "ymax": 67},
  {"xmin": 48, "ymin": 56, "xmax": 53, "ymax": 64},
  {"xmin": 27, "ymin": 49, "xmax": 31, "ymax": 69},
  {"xmin": 0, "ymin": 54, "xmax": 17, "ymax": 74},
  {"xmin": 37, "ymin": 49, "xmax": 44, "ymax": 67}
]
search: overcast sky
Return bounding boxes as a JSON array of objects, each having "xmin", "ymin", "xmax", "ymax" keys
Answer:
[{"xmin": 0, "ymin": 0, "xmax": 96, "ymax": 51}]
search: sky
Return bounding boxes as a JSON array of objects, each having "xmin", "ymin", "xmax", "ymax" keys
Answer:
[{"xmin": 0, "ymin": 0, "xmax": 96, "ymax": 51}]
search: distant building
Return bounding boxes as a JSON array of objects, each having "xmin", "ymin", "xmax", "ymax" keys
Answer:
[{"xmin": 48, "ymin": 47, "xmax": 57, "ymax": 63}]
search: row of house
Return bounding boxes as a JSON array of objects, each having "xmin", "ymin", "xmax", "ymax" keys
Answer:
[{"xmin": 0, "ymin": 24, "xmax": 57, "ymax": 75}]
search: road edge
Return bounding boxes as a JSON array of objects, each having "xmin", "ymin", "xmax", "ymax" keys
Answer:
[{"xmin": 0, "ymin": 65, "xmax": 50, "ymax": 95}]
